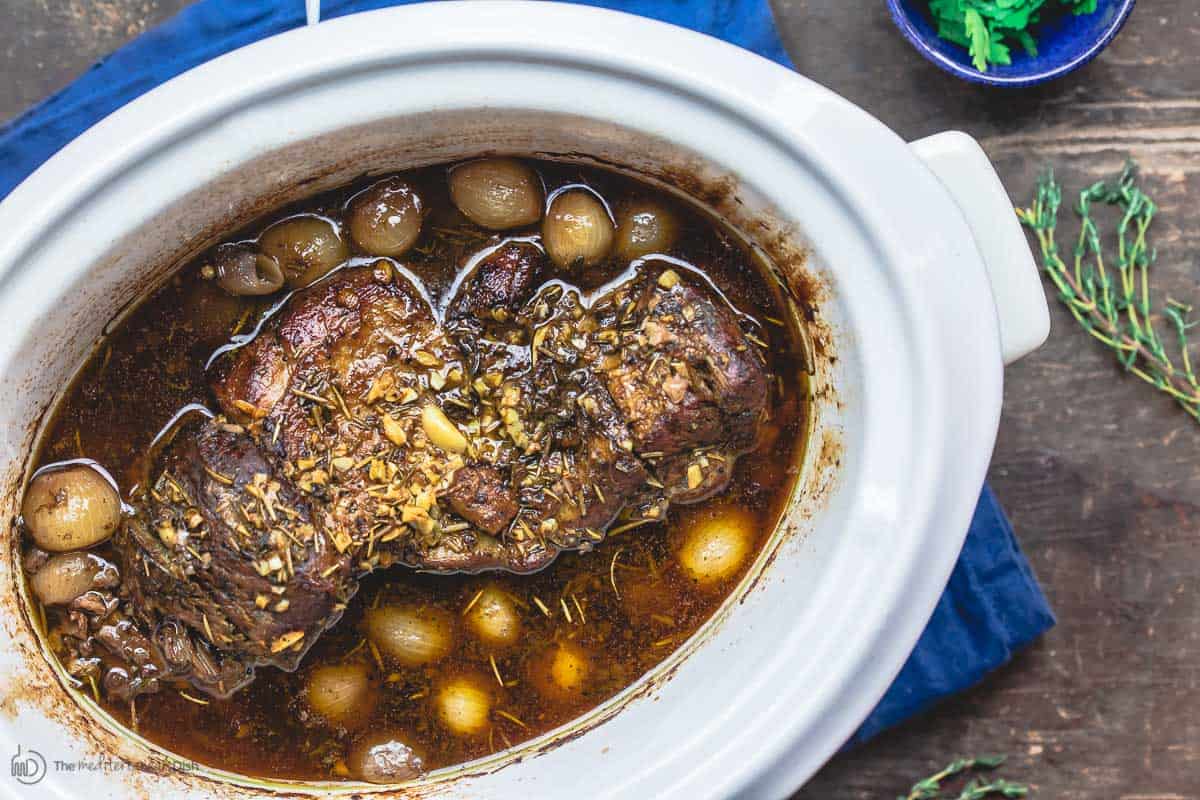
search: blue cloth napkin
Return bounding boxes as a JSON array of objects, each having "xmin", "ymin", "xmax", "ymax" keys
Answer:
[{"xmin": 0, "ymin": 0, "xmax": 1054, "ymax": 747}]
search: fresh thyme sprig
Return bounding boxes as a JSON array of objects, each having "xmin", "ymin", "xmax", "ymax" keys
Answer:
[
  {"xmin": 1017, "ymin": 161, "xmax": 1200, "ymax": 422},
  {"xmin": 900, "ymin": 755, "xmax": 1029, "ymax": 800}
]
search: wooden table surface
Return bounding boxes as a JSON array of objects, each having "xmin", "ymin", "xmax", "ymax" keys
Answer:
[{"xmin": 2, "ymin": 1, "xmax": 1197, "ymax": 797}]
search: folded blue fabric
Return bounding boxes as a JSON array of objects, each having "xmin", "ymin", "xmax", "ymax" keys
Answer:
[{"xmin": 0, "ymin": 0, "xmax": 1054, "ymax": 748}]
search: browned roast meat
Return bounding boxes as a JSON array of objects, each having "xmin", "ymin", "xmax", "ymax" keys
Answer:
[
  {"xmin": 443, "ymin": 243, "xmax": 652, "ymax": 556},
  {"xmin": 212, "ymin": 264, "xmax": 468, "ymax": 563},
  {"xmin": 89, "ymin": 254, "xmax": 771, "ymax": 701},
  {"xmin": 499, "ymin": 363, "xmax": 652, "ymax": 542},
  {"xmin": 204, "ymin": 257, "xmax": 769, "ymax": 575},
  {"xmin": 447, "ymin": 239, "xmax": 546, "ymax": 327},
  {"xmin": 117, "ymin": 419, "xmax": 354, "ymax": 695},
  {"xmin": 56, "ymin": 602, "xmax": 169, "ymax": 701},
  {"xmin": 212, "ymin": 261, "xmax": 462, "ymax": 459},
  {"xmin": 590, "ymin": 262, "xmax": 770, "ymax": 503},
  {"xmin": 594, "ymin": 262, "xmax": 768, "ymax": 456},
  {"xmin": 211, "ymin": 263, "xmax": 570, "ymax": 574},
  {"xmin": 445, "ymin": 240, "xmax": 545, "ymax": 397},
  {"xmin": 443, "ymin": 465, "xmax": 518, "ymax": 535},
  {"xmin": 412, "ymin": 368, "xmax": 650, "ymax": 573}
]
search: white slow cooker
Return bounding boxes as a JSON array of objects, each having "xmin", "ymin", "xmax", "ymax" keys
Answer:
[{"xmin": 0, "ymin": 3, "xmax": 1049, "ymax": 798}]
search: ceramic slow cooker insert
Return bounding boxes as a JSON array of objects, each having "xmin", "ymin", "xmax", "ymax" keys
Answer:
[{"xmin": 0, "ymin": 3, "xmax": 1049, "ymax": 798}]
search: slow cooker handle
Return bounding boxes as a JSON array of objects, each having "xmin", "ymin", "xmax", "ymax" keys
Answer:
[{"xmin": 910, "ymin": 131, "xmax": 1050, "ymax": 365}]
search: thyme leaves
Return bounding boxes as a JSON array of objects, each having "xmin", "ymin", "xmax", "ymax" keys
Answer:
[
  {"xmin": 1018, "ymin": 162, "xmax": 1200, "ymax": 423},
  {"xmin": 900, "ymin": 755, "xmax": 1029, "ymax": 800}
]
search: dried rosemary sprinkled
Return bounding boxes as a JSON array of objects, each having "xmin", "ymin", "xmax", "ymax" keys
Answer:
[
  {"xmin": 462, "ymin": 588, "xmax": 485, "ymax": 616},
  {"xmin": 496, "ymin": 727, "xmax": 514, "ymax": 749},
  {"xmin": 368, "ymin": 641, "xmax": 386, "ymax": 672},
  {"xmin": 290, "ymin": 387, "xmax": 333, "ymax": 406},
  {"xmin": 202, "ymin": 465, "xmax": 235, "ymax": 486},
  {"xmin": 489, "ymin": 654, "xmax": 505, "ymax": 687},
  {"xmin": 178, "ymin": 690, "xmax": 210, "ymax": 706},
  {"xmin": 609, "ymin": 547, "xmax": 625, "ymax": 599},
  {"xmin": 608, "ymin": 518, "xmax": 655, "ymax": 537},
  {"xmin": 494, "ymin": 709, "xmax": 528, "ymax": 729}
]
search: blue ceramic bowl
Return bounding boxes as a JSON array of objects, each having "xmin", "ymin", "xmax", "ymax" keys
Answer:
[{"xmin": 887, "ymin": 0, "xmax": 1137, "ymax": 87}]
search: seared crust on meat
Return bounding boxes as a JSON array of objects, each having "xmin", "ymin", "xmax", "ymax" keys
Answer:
[
  {"xmin": 206, "ymin": 258, "xmax": 769, "ymax": 574},
  {"xmin": 594, "ymin": 262, "xmax": 769, "ymax": 458},
  {"xmin": 118, "ymin": 420, "xmax": 354, "ymax": 695},
  {"xmin": 444, "ymin": 465, "xmax": 519, "ymax": 536},
  {"xmin": 447, "ymin": 240, "xmax": 546, "ymax": 325},
  {"xmin": 109, "ymin": 253, "xmax": 771, "ymax": 696}
]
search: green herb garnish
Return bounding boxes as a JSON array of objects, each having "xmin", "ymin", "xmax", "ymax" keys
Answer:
[
  {"xmin": 927, "ymin": 0, "xmax": 1099, "ymax": 73},
  {"xmin": 901, "ymin": 755, "xmax": 1030, "ymax": 799},
  {"xmin": 1018, "ymin": 162, "xmax": 1200, "ymax": 422}
]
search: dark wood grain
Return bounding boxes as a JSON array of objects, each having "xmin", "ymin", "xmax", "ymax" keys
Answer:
[{"xmin": 1, "ymin": 1, "xmax": 1198, "ymax": 797}]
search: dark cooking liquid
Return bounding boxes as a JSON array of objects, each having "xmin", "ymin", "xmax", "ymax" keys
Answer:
[{"xmin": 30, "ymin": 160, "xmax": 809, "ymax": 780}]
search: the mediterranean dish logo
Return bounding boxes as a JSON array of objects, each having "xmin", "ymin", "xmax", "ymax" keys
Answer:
[
  {"xmin": 9, "ymin": 745, "xmax": 199, "ymax": 785},
  {"xmin": 9, "ymin": 745, "xmax": 46, "ymax": 785}
]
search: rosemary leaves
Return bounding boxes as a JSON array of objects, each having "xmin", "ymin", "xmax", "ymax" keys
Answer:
[{"xmin": 1018, "ymin": 161, "xmax": 1200, "ymax": 422}]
